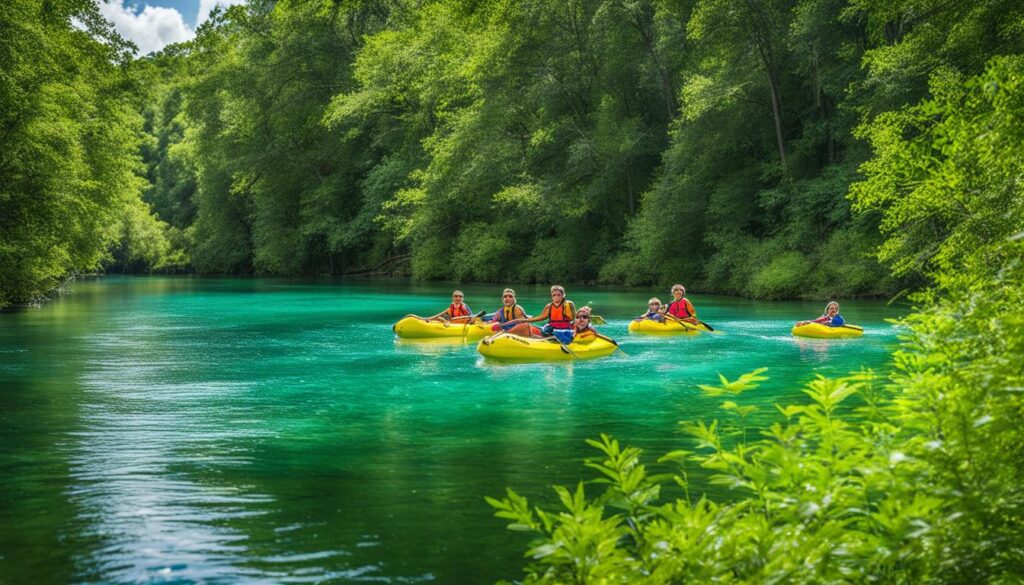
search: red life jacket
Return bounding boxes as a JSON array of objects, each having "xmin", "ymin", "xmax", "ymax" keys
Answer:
[
  {"xmin": 547, "ymin": 301, "xmax": 575, "ymax": 329},
  {"xmin": 667, "ymin": 298, "xmax": 694, "ymax": 319},
  {"xmin": 448, "ymin": 303, "xmax": 470, "ymax": 318}
]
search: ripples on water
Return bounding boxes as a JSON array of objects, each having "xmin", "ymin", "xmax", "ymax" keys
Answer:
[{"xmin": 0, "ymin": 277, "xmax": 903, "ymax": 583}]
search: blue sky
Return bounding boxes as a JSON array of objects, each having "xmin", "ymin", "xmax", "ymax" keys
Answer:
[{"xmin": 98, "ymin": 0, "xmax": 246, "ymax": 55}]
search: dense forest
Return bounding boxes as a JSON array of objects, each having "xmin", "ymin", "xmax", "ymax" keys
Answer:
[{"xmin": 4, "ymin": 0, "xmax": 1021, "ymax": 308}]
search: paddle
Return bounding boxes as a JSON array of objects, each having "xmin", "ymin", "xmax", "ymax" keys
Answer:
[
  {"xmin": 663, "ymin": 312, "xmax": 717, "ymax": 332},
  {"xmin": 450, "ymin": 309, "xmax": 487, "ymax": 323},
  {"xmin": 840, "ymin": 324, "xmax": 863, "ymax": 332},
  {"xmin": 661, "ymin": 313, "xmax": 701, "ymax": 331},
  {"xmin": 482, "ymin": 330, "xmax": 508, "ymax": 345},
  {"xmin": 545, "ymin": 336, "xmax": 580, "ymax": 359},
  {"xmin": 590, "ymin": 314, "xmax": 607, "ymax": 325},
  {"xmin": 459, "ymin": 310, "xmax": 489, "ymax": 340}
]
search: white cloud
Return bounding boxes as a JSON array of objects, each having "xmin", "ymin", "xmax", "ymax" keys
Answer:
[
  {"xmin": 99, "ymin": 2, "xmax": 192, "ymax": 55},
  {"xmin": 98, "ymin": 1, "xmax": 247, "ymax": 57},
  {"xmin": 197, "ymin": 0, "xmax": 247, "ymax": 27}
]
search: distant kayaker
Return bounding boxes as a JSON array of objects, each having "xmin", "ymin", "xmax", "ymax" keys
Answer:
[
  {"xmin": 490, "ymin": 288, "xmax": 530, "ymax": 332},
  {"xmin": 797, "ymin": 301, "xmax": 845, "ymax": 327},
  {"xmin": 427, "ymin": 290, "xmax": 474, "ymax": 322},
  {"xmin": 663, "ymin": 284, "xmax": 698, "ymax": 324},
  {"xmin": 505, "ymin": 285, "xmax": 575, "ymax": 337},
  {"xmin": 636, "ymin": 298, "xmax": 666, "ymax": 322}
]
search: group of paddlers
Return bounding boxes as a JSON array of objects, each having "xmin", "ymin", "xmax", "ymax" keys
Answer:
[
  {"xmin": 425, "ymin": 285, "xmax": 851, "ymax": 344},
  {"xmin": 426, "ymin": 284, "xmax": 702, "ymax": 344}
]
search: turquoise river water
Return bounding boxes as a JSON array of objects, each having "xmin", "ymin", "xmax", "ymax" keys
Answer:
[{"xmin": 0, "ymin": 276, "xmax": 905, "ymax": 584}]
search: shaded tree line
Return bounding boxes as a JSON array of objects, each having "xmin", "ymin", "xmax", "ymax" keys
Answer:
[{"xmin": 3, "ymin": 0, "xmax": 1022, "ymax": 308}]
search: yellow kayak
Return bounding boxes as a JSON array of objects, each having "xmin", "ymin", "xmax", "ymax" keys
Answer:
[
  {"xmin": 791, "ymin": 322, "xmax": 863, "ymax": 339},
  {"xmin": 628, "ymin": 318, "xmax": 705, "ymax": 334},
  {"xmin": 477, "ymin": 333, "xmax": 618, "ymax": 361},
  {"xmin": 393, "ymin": 316, "xmax": 492, "ymax": 340}
]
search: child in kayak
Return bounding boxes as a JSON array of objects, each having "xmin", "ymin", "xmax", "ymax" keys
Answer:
[
  {"xmin": 635, "ymin": 298, "xmax": 665, "ymax": 322},
  {"xmin": 797, "ymin": 301, "xmax": 845, "ymax": 327},
  {"xmin": 663, "ymin": 284, "xmax": 698, "ymax": 323},
  {"xmin": 427, "ymin": 290, "xmax": 475, "ymax": 322},
  {"xmin": 505, "ymin": 285, "xmax": 575, "ymax": 337},
  {"xmin": 554, "ymin": 306, "xmax": 598, "ymax": 344},
  {"xmin": 490, "ymin": 288, "xmax": 530, "ymax": 332}
]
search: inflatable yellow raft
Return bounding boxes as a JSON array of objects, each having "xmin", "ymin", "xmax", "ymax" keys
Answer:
[
  {"xmin": 393, "ymin": 316, "xmax": 493, "ymax": 340},
  {"xmin": 791, "ymin": 322, "xmax": 863, "ymax": 339},
  {"xmin": 477, "ymin": 333, "xmax": 618, "ymax": 361},
  {"xmin": 627, "ymin": 318, "xmax": 707, "ymax": 334}
]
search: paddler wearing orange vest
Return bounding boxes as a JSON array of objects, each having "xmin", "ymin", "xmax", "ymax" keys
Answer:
[
  {"xmin": 426, "ymin": 290, "xmax": 475, "ymax": 322},
  {"xmin": 662, "ymin": 284, "xmax": 699, "ymax": 324},
  {"xmin": 504, "ymin": 285, "xmax": 576, "ymax": 338}
]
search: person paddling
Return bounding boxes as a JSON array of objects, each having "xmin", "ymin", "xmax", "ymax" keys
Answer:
[
  {"xmin": 427, "ymin": 290, "xmax": 475, "ymax": 322},
  {"xmin": 558, "ymin": 306, "xmax": 598, "ymax": 344},
  {"xmin": 505, "ymin": 285, "xmax": 575, "ymax": 338},
  {"xmin": 490, "ymin": 288, "xmax": 529, "ymax": 332},
  {"xmin": 797, "ymin": 301, "xmax": 845, "ymax": 327},
  {"xmin": 663, "ymin": 284, "xmax": 698, "ymax": 324},
  {"xmin": 636, "ymin": 298, "xmax": 666, "ymax": 322}
]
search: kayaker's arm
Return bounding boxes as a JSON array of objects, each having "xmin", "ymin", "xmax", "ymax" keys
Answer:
[{"xmin": 510, "ymin": 304, "xmax": 550, "ymax": 325}]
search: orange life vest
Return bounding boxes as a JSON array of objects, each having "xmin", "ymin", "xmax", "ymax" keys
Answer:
[
  {"xmin": 547, "ymin": 301, "xmax": 575, "ymax": 329},
  {"xmin": 448, "ymin": 303, "xmax": 470, "ymax": 318}
]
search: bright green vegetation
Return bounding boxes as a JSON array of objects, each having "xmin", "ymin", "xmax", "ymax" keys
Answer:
[
  {"xmin": 4, "ymin": 0, "xmax": 1023, "ymax": 308},
  {"xmin": 0, "ymin": 1, "xmax": 185, "ymax": 308},
  {"xmin": 0, "ymin": 280, "xmax": 903, "ymax": 582},
  {"xmin": 487, "ymin": 57, "xmax": 1024, "ymax": 583}
]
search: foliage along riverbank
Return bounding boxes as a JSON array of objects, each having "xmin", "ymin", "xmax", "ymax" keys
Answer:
[
  {"xmin": 486, "ymin": 56, "xmax": 1024, "ymax": 582},
  {"xmin": 4, "ymin": 0, "xmax": 1023, "ymax": 309}
]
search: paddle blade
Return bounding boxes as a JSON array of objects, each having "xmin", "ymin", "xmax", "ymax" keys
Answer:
[{"xmin": 591, "ymin": 315, "xmax": 607, "ymax": 325}]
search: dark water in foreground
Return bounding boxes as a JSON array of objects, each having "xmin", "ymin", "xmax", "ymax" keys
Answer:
[{"xmin": 0, "ymin": 277, "xmax": 904, "ymax": 583}]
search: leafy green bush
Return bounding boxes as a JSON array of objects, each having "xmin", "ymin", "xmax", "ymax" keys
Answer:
[{"xmin": 747, "ymin": 251, "xmax": 813, "ymax": 299}]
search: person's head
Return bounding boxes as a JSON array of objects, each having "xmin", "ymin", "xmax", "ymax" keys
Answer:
[
  {"xmin": 574, "ymin": 307, "xmax": 592, "ymax": 330},
  {"xmin": 825, "ymin": 301, "xmax": 839, "ymax": 316},
  {"xmin": 648, "ymin": 297, "xmax": 662, "ymax": 311},
  {"xmin": 501, "ymin": 288, "xmax": 516, "ymax": 307},
  {"xmin": 550, "ymin": 285, "xmax": 565, "ymax": 301},
  {"xmin": 671, "ymin": 284, "xmax": 685, "ymax": 298},
  {"xmin": 452, "ymin": 290, "xmax": 464, "ymax": 303}
]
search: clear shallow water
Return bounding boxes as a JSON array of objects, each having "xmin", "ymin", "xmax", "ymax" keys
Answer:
[{"xmin": 0, "ymin": 277, "xmax": 904, "ymax": 583}]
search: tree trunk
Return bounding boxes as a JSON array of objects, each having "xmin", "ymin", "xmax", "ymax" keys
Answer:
[
  {"xmin": 625, "ymin": 159, "xmax": 635, "ymax": 215},
  {"xmin": 766, "ymin": 68, "xmax": 786, "ymax": 167}
]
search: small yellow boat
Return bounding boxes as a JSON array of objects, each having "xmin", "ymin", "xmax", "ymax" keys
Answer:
[
  {"xmin": 392, "ymin": 316, "xmax": 492, "ymax": 340},
  {"xmin": 627, "ymin": 318, "xmax": 706, "ymax": 335},
  {"xmin": 791, "ymin": 322, "xmax": 863, "ymax": 339},
  {"xmin": 477, "ymin": 333, "xmax": 618, "ymax": 361}
]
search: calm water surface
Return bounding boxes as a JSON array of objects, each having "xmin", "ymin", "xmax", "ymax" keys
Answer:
[{"xmin": 0, "ymin": 277, "xmax": 904, "ymax": 584}]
